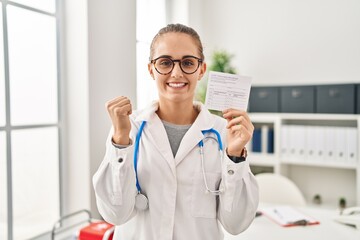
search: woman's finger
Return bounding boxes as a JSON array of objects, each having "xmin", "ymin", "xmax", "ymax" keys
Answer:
[
  {"xmin": 229, "ymin": 124, "xmax": 252, "ymax": 136},
  {"xmin": 222, "ymin": 108, "xmax": 251, "ymax": 122}
]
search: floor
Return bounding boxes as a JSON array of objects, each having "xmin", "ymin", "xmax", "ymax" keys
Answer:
[{"xmin": 31, "ymin": 231, "xmax": 76, "ymax": 240}]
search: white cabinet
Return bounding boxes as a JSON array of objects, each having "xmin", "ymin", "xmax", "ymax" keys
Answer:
[{"xmin": 248, "ymin": 113, "xmax": 360, "ymax": 207}]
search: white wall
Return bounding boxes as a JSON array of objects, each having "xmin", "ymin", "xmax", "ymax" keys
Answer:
[
  {"xmin": 167, "ymin": 0, "xmax": 189, "ymax": 24},
  {"xmin": 63, "ymin": 0, "xmax": 136, "ymax": 218},
  {"xmin": 62, "ymin": 0, "xmax": 91, "ymax": 215},
  {"xmin": 196, "ymin": 0, "xmax": 360, "ymax": 85},
  {"xmin": 87, "ymin": 0, "xmax": 136, "ymax": 219}
]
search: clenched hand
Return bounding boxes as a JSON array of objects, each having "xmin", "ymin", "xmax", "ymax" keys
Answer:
[{"xmin": 105, "ymin": 96, "xmax": 132, "ymax": 145}]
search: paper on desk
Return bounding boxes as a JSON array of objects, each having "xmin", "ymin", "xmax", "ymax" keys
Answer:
[
  {"xmin": 261, "ymin": 206, "xmax": 320, "ymax": 227},
  {"xmin": 205, "ymin": 71, "xmax": 252, "ymax": 111}
]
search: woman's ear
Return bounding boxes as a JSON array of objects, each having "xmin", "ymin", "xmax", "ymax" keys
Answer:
[
  {"xmin": 198, "ymin": 62, "xmax": 207, "ymax": 80},
  {"xmin": 148, "ymin": 63, "xmax": 155, "ymax": 80}
]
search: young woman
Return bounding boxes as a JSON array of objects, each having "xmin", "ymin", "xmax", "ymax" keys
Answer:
[{"xmin": 93, "ymin": 23, "xmax": 259, "ymax": 240}]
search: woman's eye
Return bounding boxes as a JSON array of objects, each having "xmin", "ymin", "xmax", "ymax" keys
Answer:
[
  {"xmin": 182, "ymin": 59, "xmax": 195, "ymax": 67},
  {"xmin": 159, "ymin": 59, "xmax": 172, "ymax": 67}
]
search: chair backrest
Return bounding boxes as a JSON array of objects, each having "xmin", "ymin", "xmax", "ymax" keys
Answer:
[{"xmin": 255, "ymin": 173, "xmax": 307, "ymax": 206}]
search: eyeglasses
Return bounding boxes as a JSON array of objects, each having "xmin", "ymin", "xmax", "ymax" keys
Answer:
[{"xmin": 150, "ymin": 56, "xmax": 203, "ymax": 75}]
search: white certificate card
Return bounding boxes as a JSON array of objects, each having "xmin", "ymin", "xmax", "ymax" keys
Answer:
[{"xmin": 205, "ymin": 71, "xmax": 252, "ymax": 111}]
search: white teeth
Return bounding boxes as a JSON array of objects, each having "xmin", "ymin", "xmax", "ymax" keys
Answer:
[{"xmin": 168, "ymin": 83, "xmax": 186, "ymax": 88}]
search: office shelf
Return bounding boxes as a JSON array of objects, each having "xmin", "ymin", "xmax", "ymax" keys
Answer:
[{"xmin": 249, "ymin": 113, "xmax": 360, "ymax": 206}]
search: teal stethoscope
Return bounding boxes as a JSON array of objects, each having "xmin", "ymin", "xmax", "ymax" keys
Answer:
[{"xmin": 134, "ymin": 121, "xmax": 224, "ymax": 210}]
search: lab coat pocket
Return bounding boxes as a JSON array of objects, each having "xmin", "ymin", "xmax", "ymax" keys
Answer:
[{"xmin": 191, "ymin": 172, "xmax": 221, "ymax": 218}]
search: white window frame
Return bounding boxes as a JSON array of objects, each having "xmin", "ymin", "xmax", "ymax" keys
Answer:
[{"xmin": 0, "ymin": 1, "xmax": 63, "ymax": 239}]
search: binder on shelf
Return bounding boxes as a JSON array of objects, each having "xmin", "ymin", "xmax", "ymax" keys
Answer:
[
  {"xmin": 280, "ymin": 125, "xmax": 290, "ymax": 158},
  {"xmin": 252, "ymin": 127, "xmax": 262, "ymax": 153},
  {"xmin": 267, "ymin": 127, "xmax": 274, "ymax": 153},
  {"xmin": 324, "ymin": 127, "xmax": 337, "ymax": 162},
  {"xmin": 261, "ymin": 125, "xmax": 269, "ymax": 154},
  {"xmin": 313, "ymin": 126, "xmax": 326, "ymax": 162},
  {"xmin": 346, "ymin": 127, "xmax": 357, "ymax": 164},
  {"xmin": 295, "ymin": 125, "xmax": 306, "ymax": 160},
  {"xmin": 287, "ymin": 125, "xmax": 306, "ymax": 162},
  {"xmin": 305, "ymin": 126, "xmax": 317, "ymax": 161},
  {"xmin": 287, "ymin": 125, "xmax": 297, "ymax": 161},
  {"xmin": 334, "ymin": 127, "xmax": 347, "ymax": 164},
  {"xmin": 260, "ymin": 206, "xmax": 320, "ymax": 227}
]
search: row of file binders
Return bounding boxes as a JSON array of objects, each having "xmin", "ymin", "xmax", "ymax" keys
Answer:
[{"xmin": 281, "ymin": 125, "xmax": 357, "ymax": 164}]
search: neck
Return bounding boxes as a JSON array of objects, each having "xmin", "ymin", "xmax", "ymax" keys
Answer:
[{"xmin": 157, "ymin": 100, "xmax": 199, "ymax": 125}]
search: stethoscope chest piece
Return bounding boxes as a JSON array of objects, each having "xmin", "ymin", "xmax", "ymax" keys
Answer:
[{"xmin": 135, "ymin": 192, "xmax": 149, "ymax": 210}]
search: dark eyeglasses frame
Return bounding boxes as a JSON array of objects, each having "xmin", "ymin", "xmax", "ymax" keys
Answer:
[{"xmin": 150, "ymin": 56, "xmax": 203, "ymax": 75}]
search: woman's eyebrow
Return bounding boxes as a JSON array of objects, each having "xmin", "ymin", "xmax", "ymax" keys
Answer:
[
  {"xmin": 182, "ymin": 55, "xmax": 198, "ymax": 59},
  {"xmin": 155, "ymin": 55, "xmax": 199, "ymax": 59},
  {"xmin": 156, "ymin": 55, "xmax": 172, "ymax": 58}
]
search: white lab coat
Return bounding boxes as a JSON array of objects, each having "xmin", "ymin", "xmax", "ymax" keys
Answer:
[{"xmin": 93, "ymin": 101, "xmax": 259, "ymax": 240}]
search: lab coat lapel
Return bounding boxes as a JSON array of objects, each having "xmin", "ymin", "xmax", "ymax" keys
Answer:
[
  {"xmin": 175, "ymin": 103, "xmax": 215, "ymax": 166},
  {"xmin": 135, "ymin": 102, "xmax": 176, "ymax": 177},
  {"xmin": 147, "ymin": 115, "xmax": 176, "ymax": 175}
]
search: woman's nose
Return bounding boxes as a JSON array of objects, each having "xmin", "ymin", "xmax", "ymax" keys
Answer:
[{"xmin": 171, "ymin": 62, "xmax": 183, "ymax": 78}]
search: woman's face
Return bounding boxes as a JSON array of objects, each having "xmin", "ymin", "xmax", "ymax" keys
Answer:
[{"xmin": 148, "ymin": 32, "xmax": 206, "ymax": 104}]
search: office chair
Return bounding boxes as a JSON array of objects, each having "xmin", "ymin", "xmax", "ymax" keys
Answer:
[{"xmin": 255, "ymin": 173, "xmax": 307, "ymax": 206}]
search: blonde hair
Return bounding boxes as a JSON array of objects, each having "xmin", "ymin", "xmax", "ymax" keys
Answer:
[{"xmin": 149, "ymin": 23, "xmax": 204, "ymax": 60}]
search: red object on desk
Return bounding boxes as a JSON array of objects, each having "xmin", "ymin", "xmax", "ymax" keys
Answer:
[{"xmin": 78, "ymin": 221, "xmax": 114, "ymax": 240}]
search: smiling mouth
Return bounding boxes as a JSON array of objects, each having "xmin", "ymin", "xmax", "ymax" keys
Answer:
[{"xmin": 167, "ymin": 82, "xmax": 188, "ymax": 88}]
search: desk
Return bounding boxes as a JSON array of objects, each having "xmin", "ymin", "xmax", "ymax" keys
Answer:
[{"xmin": 224, "ymin": 205, "xmax": 360, "ymax": 240}]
